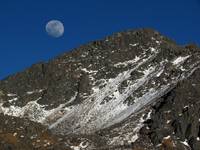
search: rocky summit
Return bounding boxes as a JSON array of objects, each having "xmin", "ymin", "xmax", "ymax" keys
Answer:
[{"xmin": 0, "ymin": 29, "xmax": 200, "ymax": 150}]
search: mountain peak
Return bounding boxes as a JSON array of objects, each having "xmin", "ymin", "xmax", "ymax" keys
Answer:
[{"xmin": 0, "ymin": 29, "xmax": 200, "ymax": 149}]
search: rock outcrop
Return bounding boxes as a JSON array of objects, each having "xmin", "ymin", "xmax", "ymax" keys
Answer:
[{"xmin": 0, "ymin": 29, "xmax": 200, "ymax": 149}]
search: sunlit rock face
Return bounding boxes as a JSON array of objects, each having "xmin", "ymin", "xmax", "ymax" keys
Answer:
[{"xmin": 0, "ymin": 29, "xmax": 200, "ymax": 150}]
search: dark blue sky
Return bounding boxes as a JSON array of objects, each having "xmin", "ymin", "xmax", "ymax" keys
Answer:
[{"xmin": 0, "ymin": 0, "xmax": 200, "ymax": 79}]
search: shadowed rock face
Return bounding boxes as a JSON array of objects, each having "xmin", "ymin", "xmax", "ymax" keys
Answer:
[
  {"xmin": 142, "ymin": 69, "xmax": 200, "ymax": 150},
  {"xmin": 0, "ymin": 28, "xmax": 200, "ymax": 149}
]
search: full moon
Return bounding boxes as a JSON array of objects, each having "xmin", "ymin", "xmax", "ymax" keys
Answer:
[{"xmin": 45, "ymin": 20, "xmax": 64, "ymax": 38}]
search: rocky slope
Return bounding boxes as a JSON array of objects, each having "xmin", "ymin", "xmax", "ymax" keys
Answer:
[{"xmin": 0, "ymin": 29, "xmax": 200, "ymax": 150}]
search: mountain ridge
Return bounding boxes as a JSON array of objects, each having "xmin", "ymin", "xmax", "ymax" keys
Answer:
[{"xmin": 0, "ymin": 28, "xmax": 200, "ymax": 150}]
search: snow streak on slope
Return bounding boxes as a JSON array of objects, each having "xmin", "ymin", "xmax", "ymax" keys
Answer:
[
  {"xmin": 49, "ymin": 50, "xmax": 159, "ymax": 132},
  {"xmin": 48, "ymin": 46, "xmax": 200, "ymax": 134},
  {"xmin": 172, "ymin": 56, "xmax": 190, "ymax": 65}
]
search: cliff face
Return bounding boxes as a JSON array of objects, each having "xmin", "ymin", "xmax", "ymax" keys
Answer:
[{"xmin": 0, "ymin": 29, "xmax": 200, "ymax": 150}]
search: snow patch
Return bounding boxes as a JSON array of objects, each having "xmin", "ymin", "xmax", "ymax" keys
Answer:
[
  {"xmin": 150, "ymin": 47, "xmax": 156, "ymax": 52},
  {"xmin": 8, "ymin": 97, "xmax": 18, "ymax": 103},
  {"xmin": 163, "ymin": 135, "xmax": 171, "ymax": 140},
  {"xmin": 180, "ymin": 139, "xmax": 190, "ymax": 148},
  {"xmin": 129, "ymin": 134, "xmax": 139, "ymax": 143},
  {"xmin": 70, "ymin": 146, "xmax": 80, "ymax": 150},
  {"xmin": 0, "ymin": 98, "xmax": 51, "ymax": 122},
  {"xmin": 0, "ymin": 93, "xmax": 78, "ymax": 124},
  {"xmin": 167, "ymin": 120, "xmax": 171, "ymax": 124},
  {"xmin": 81, "ymin": 68, "xmax": 98, "ymax": 74},
  {"xmin": 7, "ymin": 93, "xmax": 17, "ymax": 97},
  {"xmin": 114, "ymin": 56, "xmax": 140, "ymax": 67},
  {"xmin": 129, "ymin": 43, "xmax": 139, "ymax": 47},
  {"xmin": 70, "ymin": 141, "xmax": 88, "ymax": 150},
  {"xmin": 172, "ymin": 56, "xmax": 190, "ymax": 65},
  {"xmin": 156, "ymin": 69, "xmax": 164, "ymax": 77}
]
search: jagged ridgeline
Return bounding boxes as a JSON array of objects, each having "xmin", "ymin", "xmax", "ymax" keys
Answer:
[{"xmin": 0, "ymin": 29, "xmax": 200, "ymax": 150}]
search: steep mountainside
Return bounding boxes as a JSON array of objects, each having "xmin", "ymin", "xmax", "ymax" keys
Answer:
[{"xmin": 0, "ymin": 29, "xmax": 200, "ymax": 150}]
